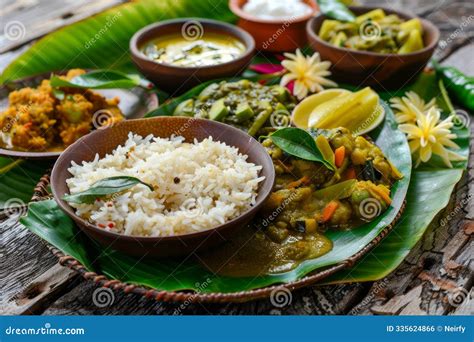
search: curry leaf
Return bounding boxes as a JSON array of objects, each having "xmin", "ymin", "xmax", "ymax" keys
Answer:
[
  {"xmin": 317, "ymin": 0, "xmax": 356, "ymax": 22},
  {"xmin": 62, "ymin": 176, "xmax": 153, "ymax": 204},
  {"xmin": 50, "ymin": 70, "xmax": 149, "ymax": 89},
  {"xmin": 270, "ymin": 127, "xmax": 335, "ymax": 170}
]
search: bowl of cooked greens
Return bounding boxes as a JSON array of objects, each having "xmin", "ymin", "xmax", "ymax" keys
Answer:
[
  {"xmin": 306, "ymin": 6, "xmax": 439, "ymax": 88},
  {"xmin": 130, "ymin": 18, "xmax": 255, "ymax": 94}
]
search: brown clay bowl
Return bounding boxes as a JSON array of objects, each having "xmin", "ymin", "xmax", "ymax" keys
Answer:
[
  {"xmin": 130, "ymin": 18, "xmax": 255, "ymax": 95},
  {"xmin": 306, "ymin": 6, "xmax": 440, "ymax": 89},
  {"xmin": 229, "ymin": 0, "xmax": 318, "ymax": 52},
  {"xmin": 51, "ymin": 117, "xmax": 275, "ymax": 258}
]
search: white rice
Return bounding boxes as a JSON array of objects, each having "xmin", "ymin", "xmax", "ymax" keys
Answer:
[{"xmin": 66, "ymin": 133, "xmax": 264, "ymax": 237}]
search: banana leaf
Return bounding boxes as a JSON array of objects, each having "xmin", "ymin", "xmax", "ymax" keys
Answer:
[
  {"xmin": 20, "ymin": 102, "xmax": 413, "ymax": 293},
  {"xmin": 0, "ymin": 0, "xmax": 235, "ymax": 84},
  {"xmin": 0, "ymin": 158, "xmax": 52, "ymax": 210}
]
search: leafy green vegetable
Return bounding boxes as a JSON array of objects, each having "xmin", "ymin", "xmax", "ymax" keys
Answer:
[
  {"xmin": 63, "ymin": 176, "xmax": 153, "ymax": 204},
  {"xmin": 270, "ymin": 127, "xmax": 335, "ymax": 170},
  {"xmin": 50, "ymin": 70, "xmax": 147, "ymax": 89},
  {"xmin": 317, "ymin": 0, "xmax": 356, "ymax": 22}
]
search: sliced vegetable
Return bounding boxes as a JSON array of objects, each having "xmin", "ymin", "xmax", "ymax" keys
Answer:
[
  {"xmin": 367, "ymin": 183, "xmax": 392, "ymax": 205},
  {"xmin": 308, "ymin": 87, "xmax": 383, "ymax": 135},
  {"xmin": 322, "ymin": 200, "xmax": 339, "ymax": 222},
  {"xmin": 235, "ymin": 102, "xmax": 254, "ymax": 122},
  {"xmin": 398, "ymin": 30, "xmax": 423, "ymax": 54},
  {"xmin": 313, "ymin": 179, "xmax": 357, "ymax": 201},
  {"xmin": 305, "ymin": 219, "xmax": 318, "ymax": 233},
  {"xmin": 173, "ymin": 99, "xmax": 194, "ymax": 117},
  {"xmin": 315, "ymin": 135, "xmax": 336, "ymax": 168},
  {"xmin": 62, "ymin": 176, "xmax": 153, "ymax": 204},
  {"xmin": 208, "ymin": 98, "xmax": 229, "ymax": 121},
  {"xmin": 291, "ymin": 88, "xmax": 350, "ymax": 129},
  {"xmin": 355, "ymin": 9, "xmax": 386, "ymax": 24},
  {"xmin": 334, "ymin": 146, "xmax": 345, "ymax": 168},
  {"xmin": 270, "ymin": 128, "xmax": 335, "ymax": 170},
  {"xmin": 286, "ymin": 176, "xmax": 310, "ymax": 189},
  {"xmin": 344, "ymin": 167, "xmax": 357, "ymax": 180},
  {"xmin": 248, "ymin": 109, "xmax": 272, "ymax": 136}
]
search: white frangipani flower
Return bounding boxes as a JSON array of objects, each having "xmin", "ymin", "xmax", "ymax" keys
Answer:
[{"xmin": 280, "ymin": 49, "xmax": 337, "ymax": 100}]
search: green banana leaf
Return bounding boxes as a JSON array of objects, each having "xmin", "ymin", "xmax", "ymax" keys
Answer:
[
  {"xmin": 20, "ymin": 102, "xmax": 413, "ymax": 293},
  {"xmin": 0, "ymin": 158, "xmax": 53, "ymax": 209},
  {"xmin": 0, "ymin": 0, "xmax": 235, "ymax": 84}
]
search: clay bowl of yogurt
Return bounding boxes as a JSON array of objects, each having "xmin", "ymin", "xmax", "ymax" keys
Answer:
[{"xmin": 229, "ymin": 0, "xmax": 318, "ymax": 52}]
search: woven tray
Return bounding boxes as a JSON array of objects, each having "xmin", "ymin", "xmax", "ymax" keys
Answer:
[{"xmin": 32, "ymin": 173, "xmax": 406, "ymax": 303}]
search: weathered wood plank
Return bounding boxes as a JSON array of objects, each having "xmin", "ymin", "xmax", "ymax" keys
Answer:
[
  {"xmin": 0, "ymin": 0, "xmax": 123, "ymax": 53},
  {"xmin": 0, "ymin": 217, "xmax": 64, "ymax": 314}
]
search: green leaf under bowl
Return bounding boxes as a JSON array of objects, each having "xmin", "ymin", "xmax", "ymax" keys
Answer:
[{"xmin": 20, "ymin": 102, "xmax": 413, "ymax": 293}]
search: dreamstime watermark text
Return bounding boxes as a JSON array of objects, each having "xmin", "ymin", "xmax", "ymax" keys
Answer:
[{"xmin": 5, "ymin": 323, "xmax": 85, "ymax": 336}]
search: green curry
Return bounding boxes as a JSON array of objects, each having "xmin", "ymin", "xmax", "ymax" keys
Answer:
[
  {"xmin": 202, "ymin": 128, "xmax": 402, "ymax": 276},
  {"xmin": 141, "ymin": 33, "xmax": 245, "ymax": 67}
]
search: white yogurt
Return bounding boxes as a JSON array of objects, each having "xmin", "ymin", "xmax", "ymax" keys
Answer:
[{"xmin": 242, "ymin": 0, "xmax": 313, "ymax": 20}]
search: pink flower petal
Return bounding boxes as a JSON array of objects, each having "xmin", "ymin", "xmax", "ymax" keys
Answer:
[
  {"xmin": 286, "ymin": 80, "xmax": 295, "ymax": 94},
  {"xmin": 249, "ymin": 63, "xmax": 284, "ymax": 74}
]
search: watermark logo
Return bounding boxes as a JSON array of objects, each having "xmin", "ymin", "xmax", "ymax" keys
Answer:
[
  {"xmin": 181, "ymin": 20, "xmax": 204, "ymax": 41},
  {"xmin": 359, "ymin": 20, "xmax": 381, "ymax": 41},
  {"xmin": 84, "ymin": 12, "xmax": 122, "ymax": 49},
  {"xmin": 270, "ymin": 286, "xmax": 292, "ymax": 308},
  {"xmin": 172, "ymin": 278, "xmax": 212, "ymax": 314},
  {"xmin": 451, "ymin": 109, "xmax": 470, "ymax": 129},
  {"xmin": 92, "ymin": 287, "xmax": 115, "ymax": 308},
  {"xmin": 4, "ymin": 21, "xmax": 26, "ymax": 41},
  {"xmin": 92, "ymin": 109, "xmax": 115, "ymax": 130},
  {"xmin": 359, "ymin": 198, "xmax": 382, "ymax": 220},
  {"xmin": 270, "ymin": 110, "xmax": 291, "ymax": 129},
  {"xmin": 4, "ymin": 198, "xmax": 27, "ymax": 219},
  {"xmin": 447, "ymin": 287, "xmax": 470, "ymax": 307},
  {"xmin": 180, "ymin": 198, "xmax": 204, "ymax": 218}
]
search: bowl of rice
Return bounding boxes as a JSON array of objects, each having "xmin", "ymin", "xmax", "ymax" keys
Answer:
[{"xmin": 51, "ymin": 117, "xmax": 275, "ymax": 257}]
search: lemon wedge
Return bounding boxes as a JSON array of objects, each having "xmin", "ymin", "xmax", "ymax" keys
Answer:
[
  {"xmin": 291, "ymin": 89, "xmax": 350, "ymax": 129},
  {"xmin": 291, "ymin": 87, "xmax": 385, "ymax": 135}
]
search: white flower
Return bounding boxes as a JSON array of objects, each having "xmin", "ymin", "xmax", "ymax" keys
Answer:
[
  {"xmin": 390, "ymin": 91, "xmax": 436, "ymax": 124},
  {"xmin": 280, "ymin": 49, "xmax": 337, "ymax": 100},
  {"xmin": 398, "ymin": 105, "xmax": 466, "ymax": 168}
]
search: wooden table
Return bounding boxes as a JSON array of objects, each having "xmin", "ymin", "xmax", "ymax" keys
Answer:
[{"xmin": 1, "ymin": 0, "xmax": 472, "ymax": 315}]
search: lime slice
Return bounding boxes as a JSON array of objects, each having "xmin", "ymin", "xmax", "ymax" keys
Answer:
[
  {"xmin": 308, "ymin": 87, "xmax": 385, "ymax": 135},
  {"xmin": 291, "ymin": 89, "xmax": 351, "ymax": 129}
]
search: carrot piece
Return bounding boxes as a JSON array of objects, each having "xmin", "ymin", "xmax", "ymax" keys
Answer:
[
  {"xmin": 286, "ymin": 176, "xmax": 310, "ymax": 189},
  {"xmin": 334, "ymin": 146, "xmax": 345, "ymax": 168},
  {"xmin": 344, "ymin": 167, "xmax": 356, "ymax": 180},
  {"xmin": 321, "ymin": 200, "xmax": 339, "ymax": 223}
]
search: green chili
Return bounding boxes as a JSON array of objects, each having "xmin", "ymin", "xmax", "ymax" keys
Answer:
[{"xmin": 432, "ymin": 60, "xmax": 474, "ymax": 111}]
